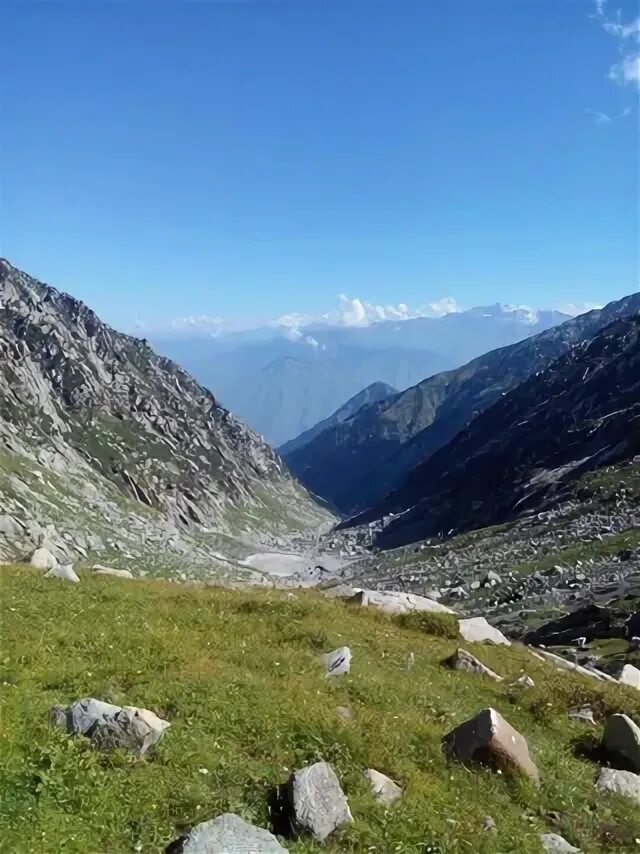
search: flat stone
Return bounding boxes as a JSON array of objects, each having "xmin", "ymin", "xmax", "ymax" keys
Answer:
[
  {"xmin": 348, "ymin": 588, "xmax": 455, "ymax": 615},
  {"xmin": 49, "ymin": 697, "xmax": 170, "ymax": 756},
  {"xmin": 458, "ymin": 617, "xmax": 510, "ymax": 646},
  {"xmin": 442, "ymin": 707, "xmax": 540, "ymax": 785},
  {"xmin": 619, "ymin": 664, "xmax": 640, "ymax": 691},
  {"xmin": 540, "ymin": 832, "xmax": 581, "ymax": 853},
  {"xmin": 596, "ymin": 767, "xmax": 640, "ymax": 804},
  {"xmin": 364, "ymin": 769, "xmax": 402, "ymax": 805},
  {"xmin": 287, "ymin": 761, "xmax": 352, "ymax": 841},
  {"xmin": 30, "ymin": 547, "xmax": 57, "ymax": 570},
  {"xmin": 602, "ymin": 714, "xmax": 640, "ymax": 772},
  {"xmin": 323, "ymin": 646, "xmax": 351, "ymax": 677},
  {"xmin": 44, "ymin": 564, "xmax": 80, "ymax": 583},
  {"xmin": 92, "ymin": 565, "xmax": 134, "ymax": 579},
  {"xmin": 176, "ymin": 813, "xmax": 286, "ymax": 852},
  {"xmin": 336, "ymin": 706, "xmax": 353, "ymax": 721},
  {"xmin": 443, "ymin": 648, "xmax": 502, "ymax": 681}
]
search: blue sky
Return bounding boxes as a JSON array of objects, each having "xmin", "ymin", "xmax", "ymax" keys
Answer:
[{"xmin": 3, "ymin": 0, "xmax": 638, "ymax": 330}]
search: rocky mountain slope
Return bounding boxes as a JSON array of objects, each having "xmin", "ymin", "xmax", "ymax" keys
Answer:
[
  {"xmin": 278, "ymin": 381, "xmax": 396, "ymax": 458},
  {"xmin": 284, "ymin": 294, "xmax": 640, "ymax": 516},
  {"xmin": 351, "ymin": 313, "xmax": 640, "ymax": 548},
  {"xmin": 157, "ymin": 305, "xmax": 569, "ymax": 446},
  {"xmin": 0, "ymin": 260, "xmax": 331, "ymax": 576}
]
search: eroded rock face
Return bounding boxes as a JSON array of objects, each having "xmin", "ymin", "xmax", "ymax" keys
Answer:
[
  {"xmin": 286, "ymin": 762, "xmax": 352, "ymax": 841},
  {"xmin": 602, "ymin": 714, "xmax": 640, "ymax": 772},
  {"xmin": 172, "ymin": 814, "xmax": 286, "ymax": 853},
  {"xmin": 443, "ymin": 648, "xmax": 502, "ymax": 681},
  {"xmin": 442, "ymin": 707, "xmax": 540, "ymax": 784},
  {"xmin": 49, "ymin": 697, "xmax": 170, "ymax": 756},
  {"xmin": 596, "ymin": 767, "xmax": 640, "ymax": 805}
]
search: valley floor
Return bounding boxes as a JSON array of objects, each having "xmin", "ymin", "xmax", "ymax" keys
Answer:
[{"xmin": 1, "ymin": 566, "xmax": 640, "ymax": 853}]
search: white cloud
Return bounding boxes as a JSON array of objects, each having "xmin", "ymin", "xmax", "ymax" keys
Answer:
[
  {"xmin": 169, "ymin": 314, "xmax": 225, "ymax": 333},
  {"xmin": 609, "ymin": 53, "xmax": 640, "ymax": 85},
  {"xmin": 593, "ymin": 0, "xmax": 606, "ymax": 16},
  {"xmin": 585, "ymin": 108, "xmax": 612, "ymax": 124},
  {"xmin": 602, "ymin": 16, "xmax": 640, "ymax": 40}
]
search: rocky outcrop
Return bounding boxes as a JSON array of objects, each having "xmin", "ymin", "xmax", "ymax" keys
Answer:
[
  {"xmin": 0, "ymin": 260, "xmax": 331, "ymax": 573},
  {"xmin": 602, "ymin": 714, "xmax": 640, "ymax": 772},
  {"xmin": 348, "ymin": 588, "xmax": 455, "ymax": 615},
  {"xmin": 443, "ymin": 707, "xmax": 540, "ymax": 784}
]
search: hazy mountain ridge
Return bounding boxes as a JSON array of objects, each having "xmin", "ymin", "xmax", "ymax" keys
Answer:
[
  {"xmin": 0, "ymin": 260, "xmax": 330, "ymax": 573},
  {"xmin": 284, "ymin": 293, "xmax": 640, "ymax": 516},
  {"xmin": 156, "ymin": 304, "xmax": 570, "ymax": 445},
  {"xmin": 358, "ymin": 312, "xmax": 640, "ymax": 548}
]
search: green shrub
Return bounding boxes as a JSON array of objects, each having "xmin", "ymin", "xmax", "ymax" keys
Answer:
[{"xmin": 395, "ymin": 610, "xmax": 460, "ymax": 638}]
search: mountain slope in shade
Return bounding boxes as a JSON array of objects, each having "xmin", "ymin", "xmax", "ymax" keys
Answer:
[
  {"xmin": 359, "ymin": 313, "xmax": 640, "ymax": 549},
  {"xmin": 0, "ymin": 260, "xmax": 331, "ymax": 575},
  {"xmin": 278, "ymin": 381, "xmax": 397, "ymax": 458},
  {"xmin": 283, "ymin": 294, "xmax": 640, "ymax": 517},
  {"xmin": 156, "ymin": 305, "xmax": 569, "ymax": 445}
]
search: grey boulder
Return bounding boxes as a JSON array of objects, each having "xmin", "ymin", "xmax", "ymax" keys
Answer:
[
  {"xmin": 443, "ymin": 707, "xmax": 540, "ymax": 784},
  {"xmin": 443, "ymin": 648, "xmax": 502, "ymax": 681},
  {"xmin": 540, "ymin": 832, "xmax": 581, "ymax": 853},
  {"xmin": 596, "ymin": 767, "xmax": 640, "ymax": 804},
  {"xmin": 348, "ymin": 588, "xmax": 455, "ymax": 615},
  {"xmin": 364, "ymin": 768, "xmax": 402, "ymax": 805},
  {"xmin": 619, "ymin": 663, "xmax": 640, "ymax": 691},
  {"xmin": 30, "ymin": 547, "xmax": 57, "ymax": 570},
  {"xmin": 458, "ymin": 617, "xmax": 510, "ymax": 646},
  {"xmin": 175, "ymin": 814, "xmax": 286, "ymax": 853},
  {"xmin": 286, "ymin": 761, "xmax": 352, "ymax": 841},
  {"xmin": 602, "ymin": 713, "xmax": 640, "ymax": 772},
  {"xmin": 50, "ymin": 697, "xmax": 170, "ymax": 756},
  {"xmin": 44, "ymin": 564, "xmax": 80, "ymax": 583}
]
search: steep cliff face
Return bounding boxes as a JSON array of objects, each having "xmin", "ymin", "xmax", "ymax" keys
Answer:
[
  {"xmin": 359, "ymin": 314, "xmax": 640, "ymax": 549},
  {"xmin": 284, "ymin": 294, "xmax": 640, "ymax": 517},
  {"xmin": 0, "ymin": 260, "xmax": 331, "ymax": 574}
]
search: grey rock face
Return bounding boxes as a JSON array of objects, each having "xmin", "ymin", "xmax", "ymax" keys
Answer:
[
  {"xmin": 443, "ymin": 648, "xmax": 502, "ymax": 681},
  {"xmin": 49, "ymin": 697, "xmax": 170, "ymax": 756},
  {"xmin": 443, "ymin": 707, "xmax": 540, "ymax": 785},
  {"xmin": 540, "ymin": 832, "xmax": 581, "ymax": 853},
  {"xmin": 175, "ymin": 814, "xmax": 286, "ymax": 853},
  {"xmin": 364, "ymin": 768, "xmax": 402, "ymax": 805},
  {"xmin": 286, "ymin": 761, "xmax": 352, "ymax": 841},
  {"xmin": 596, "ymin": 767, "xmax": 640, "ymax": 804},
  {"xmin": 602, "ymin": 714, "xmax": 640, "ymax": 772},
  {"xmin": 348, "ymin": 588, "xmax": 455, "ymax": 615}
]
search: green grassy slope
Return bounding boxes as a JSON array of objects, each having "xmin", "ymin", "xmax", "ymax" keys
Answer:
[{"xmin": 1, "ymin": 567, "xmax": 640, "ymax": 853}]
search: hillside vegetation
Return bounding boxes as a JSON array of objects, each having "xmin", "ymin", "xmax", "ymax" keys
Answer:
[{"xmin": 2, "ymin": 567, "xmax": 640, "ymax": 853}]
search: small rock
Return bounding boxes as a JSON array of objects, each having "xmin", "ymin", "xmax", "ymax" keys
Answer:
[
  {"xmin": 336, "ymin": 706, "xmax": 352, "ymax": 721},
  {"xmin": 481, "ymin": 816, "xmax": 497, "ymax": 834},
  {"xmin": 30, "ymin": 547, "xmax": 57, "ymax": 570},
  {"xmin": 44, "ymin": 564, "xmax": 80, "ymax": 583},
  {"xmin": 511, "ymin": 674, "xmax": 535, "ymax": 688},
  {"xmin": 458, "ymin": 617, "xmax": 511, "ymax": 646},
  {"xmin": 442, "ymin": 707, "xmax": 540, "ymax": 784},
  {"xmin": 49, "ymin": 697, "xmax": 170, "ymax": 756},
  {"xmin": 172, "ymin": 813, "xmax": 286, "ymax": 853},
  {"xmin": 568, "ymin": 706, "xmax": 596, "ymax": 725},
  {"xmin": 286, "ymin": 761, "xmax": 352, "ymax": 841},
  {"xmin": 93, "ymin": 566, "xmax": 135, "ymax": 579},
  {"xmin": 602, "ymin": 714, "xmax": 640, "ymax": 772},
  {"xmin": 540, "ymin": 832, "xmax": 581, "ymax": 853},
  {"xmin": 443, "ymin": 648, "xmax": 502, "ymax": 681},
  {"xmin": 323, "ymin": 646, "xmax": 351, "ymax": 677},
  {"xmin": 364, "ymin": 769, "xmax": 402, "ymax": 805},
  {"xmin": 596, "ymin": 767, "xmax": 640, "ymax": 805}
]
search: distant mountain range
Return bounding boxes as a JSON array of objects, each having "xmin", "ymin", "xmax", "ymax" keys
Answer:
[
  {"xmin": 282, "ymin": 293, "xmax": 640, "ymax": 520},
  {"xmin": 154, "ymin": 305, "xmax": 570, "ymax": 445}
]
